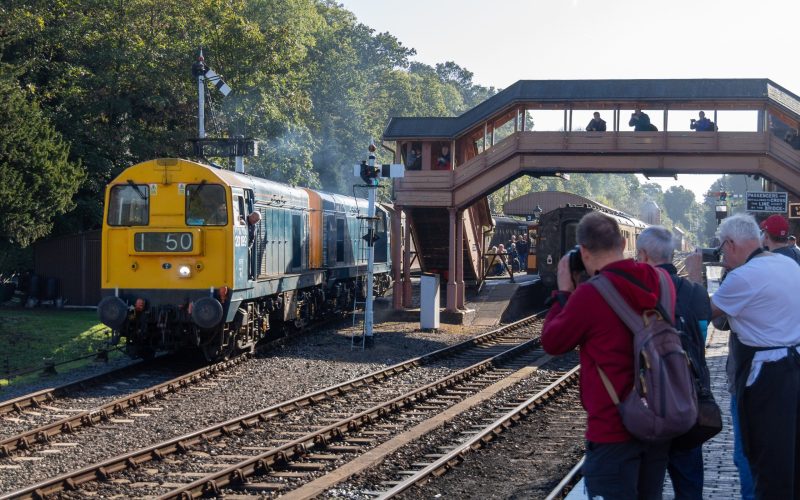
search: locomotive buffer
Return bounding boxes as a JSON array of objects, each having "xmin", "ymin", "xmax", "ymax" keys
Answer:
[{"xmin": 355, "ymin": 143, "xmax": 403, "ymax": 347}]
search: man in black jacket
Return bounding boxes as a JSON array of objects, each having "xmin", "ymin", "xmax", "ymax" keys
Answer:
[
  {"xmin": 637, "ymin": 226, "xmax": 712, "ymax": 500},
  {"xmin": 629, "ymin": 108, "xmax": 652, "ymax": 131},
  {"xmin": 586, "ymin": 111, "xmax": 607, "ymax": 131}
]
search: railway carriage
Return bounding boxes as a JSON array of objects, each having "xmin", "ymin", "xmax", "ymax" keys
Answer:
[
  {"xmin": 535, "ymin": 204, "xmax": 647, "ymax": 289},
  {"xmin": 98, "ymin": 158, "xmax": 391, "ymax": 360}
]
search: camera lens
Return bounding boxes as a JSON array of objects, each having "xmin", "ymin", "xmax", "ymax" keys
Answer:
[{"xmin": 568, "ymin": 245, "xmax": 586, "ymax": 273}]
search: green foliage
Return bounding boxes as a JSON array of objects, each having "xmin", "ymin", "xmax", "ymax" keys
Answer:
[
  {"xmin": 0, "ymin": 68, "xmax": 83, "ymax": 247},
  {"xmin": 0, "ymin": 309, "xmax": 118, "ymax": 388}
]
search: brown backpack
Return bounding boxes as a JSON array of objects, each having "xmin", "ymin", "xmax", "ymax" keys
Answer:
[{"xmin": 590, "ymin": 270, "xmax": 698, "ymax": 442}]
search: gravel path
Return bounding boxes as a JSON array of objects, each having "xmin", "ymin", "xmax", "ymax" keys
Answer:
[{"xmin": 0, "ymin": 317, "xmax": 488, "ymax": 495}]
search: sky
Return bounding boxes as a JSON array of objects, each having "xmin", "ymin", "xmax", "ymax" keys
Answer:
[{"xmin": 338, "ymin": 0, "xmax": 800, "ymax": 201}]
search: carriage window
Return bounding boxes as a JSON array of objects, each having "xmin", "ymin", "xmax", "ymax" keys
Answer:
[
  {"xmin": 108, "ymin": 184, "xmax": 149, "ymax": 226},
  {"xmin": 186, "ymin": 184, "xmax": 227, "ymax": 226}
]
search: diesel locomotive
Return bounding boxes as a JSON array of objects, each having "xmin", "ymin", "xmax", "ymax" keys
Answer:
[{"xmin": 97, "ymin": 158, "xmax": 392, "ymax": 360}]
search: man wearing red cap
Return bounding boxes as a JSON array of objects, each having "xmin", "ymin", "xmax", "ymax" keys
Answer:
[{"xmin": 760, "ymin": 214, "xmax": 800, "ymax": 264}]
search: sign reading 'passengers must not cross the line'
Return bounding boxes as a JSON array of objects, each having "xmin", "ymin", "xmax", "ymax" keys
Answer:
[{"xmin": 746, "ymin": 191, "xmax": 788, "ymax": 213}]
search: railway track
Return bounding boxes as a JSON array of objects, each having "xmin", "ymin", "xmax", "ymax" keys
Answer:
[
  {"xmin": 0, "ymin": 356, "xmax": 248, "ymax": 458},
  {"xmin": 3, "ymin": 315, "xmax": 544, "ymax": 499},
  {"xmin": 0, "ymin": 360, "xmax": 151, "ymax": 419},
  {"xmin": 329, "ymin": 355, "xmax": 581, "ymax": 499}
]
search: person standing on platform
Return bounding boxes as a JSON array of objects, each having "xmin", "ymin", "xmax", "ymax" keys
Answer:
[
  {"xmin": 516, "ymin": 234, "xmax": 529, "ymax": 272},
  {"xmin": 629, "ymin": 108, "xmax": 652, "ymax": 131},
  {"xmin": 710, "ymin": 213, "xmax": 800, "ymax": 499},
  {"xmin": 637, "ymin": 226, "xmax": 711, "ymax": 500},
  {"xmin": 760, "ymin": 214, "xmax": 800, "ymax": 265},
  {"xmin": 541, "ymin": 212, "xmax": 673, "ymax": 499},
  {"xmin": 587, "ymin": 111, "xmax": 607, "ymax": 131}
]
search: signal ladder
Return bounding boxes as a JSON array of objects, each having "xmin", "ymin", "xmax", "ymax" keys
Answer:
[{"xmin": 351, "ymin": 213, "xmax": 371, "ymax": 350}]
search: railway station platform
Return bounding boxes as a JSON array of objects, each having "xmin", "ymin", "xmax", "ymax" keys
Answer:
[
  {"xmin": 388, "ymin": 272, "xmax": 544, "ymax": 328},
  {"xmin": 565, "ymin": 325, "xmax": 741, "ymax": 499}
]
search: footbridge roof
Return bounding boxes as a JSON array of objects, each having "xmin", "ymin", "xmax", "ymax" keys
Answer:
[{"xmin": 383, "ymin": 79, "xmax": 800, "ymax": 139}]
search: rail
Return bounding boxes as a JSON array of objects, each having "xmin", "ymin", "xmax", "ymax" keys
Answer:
[
  {"xmin": 5, "ymin": 313, "xmax": 545, "ymax": 499},
  {"xmin": 377, "ymin": 366, "xmax": 580, "ymax": 498}
]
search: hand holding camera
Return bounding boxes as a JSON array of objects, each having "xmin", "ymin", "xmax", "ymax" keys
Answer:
[{"xmin": 557, "ymin": 245, "xmax": 587, "ymax": 292}]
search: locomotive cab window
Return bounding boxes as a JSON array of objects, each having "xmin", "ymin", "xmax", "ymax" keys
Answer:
[
  {"xmin": 186, "ymin": 184, "xmax": 227, "ymax": 226},
  {"xmin": 108, "ymin": 184, "xmax": 149, "ymax": 226}
]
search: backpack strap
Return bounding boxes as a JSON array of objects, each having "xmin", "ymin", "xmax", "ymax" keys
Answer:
[
  {"xmin": 603, "ymin": 267, "xmax": 674, "ymax": 324},
  {"xmin": 589, "ymin": 273, "xmax": 646, "ymax": 333},
  {"xmin": 596, "ymin": 364, "xmax": 621, "ymax": 405}
]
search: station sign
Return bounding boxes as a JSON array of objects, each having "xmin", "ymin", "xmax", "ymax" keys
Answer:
[
  {"xmin": 746, "ymin": 191, "xmax": 787, "ymax": 213},
  {"xmin": 790, "ymin": 203, "xmax": 800, "ymax": 219}
]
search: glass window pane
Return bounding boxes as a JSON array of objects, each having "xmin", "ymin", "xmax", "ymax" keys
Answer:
[
  {"xmin": 108, "ymin": 184, "xmax": 149, "ymax": 226},
  {"xmin": 186, "ymin": 184, "xmax": 227, "ymax": 226}
]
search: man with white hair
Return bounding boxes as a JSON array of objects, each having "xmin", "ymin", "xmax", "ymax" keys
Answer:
[
  {"xmin": 637, "ymin": 226, "xmax": 712, "ymax": 500},
  {"xmin": 711, "ymin": 213, "xmax": 800, "ymax": 498}
]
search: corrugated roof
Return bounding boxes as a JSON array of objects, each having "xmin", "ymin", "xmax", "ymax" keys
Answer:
[{"xmin": 384, "ymin": 78, "xmax": 800, "ymax": 140}]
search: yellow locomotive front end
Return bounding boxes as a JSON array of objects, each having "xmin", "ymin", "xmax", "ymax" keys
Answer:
[{"xmin": 98, "ymin": 158, "xmax": 234, "ymax": 358}]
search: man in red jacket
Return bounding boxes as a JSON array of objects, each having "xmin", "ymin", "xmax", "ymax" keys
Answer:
[{"xmin": 542, "ymin": 212, "xmax": 674, "ymax": 499}]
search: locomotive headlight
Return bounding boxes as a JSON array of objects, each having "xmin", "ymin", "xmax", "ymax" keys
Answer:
[{"xmin": 178, "ymin": 265, "xmax": 192, "ymax": 278}]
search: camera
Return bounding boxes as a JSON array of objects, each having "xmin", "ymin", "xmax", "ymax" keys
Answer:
[
  {"xmin": 701, "ymin": 247, "xmax": 722, "ymax": 263},
  {"xmin": 567, "ymin": 245, "xmax": 586, "ymax": 273}
]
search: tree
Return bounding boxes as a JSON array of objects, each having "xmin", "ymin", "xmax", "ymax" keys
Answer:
[
  {"xmin": 0, "ymin": 70, "xmax": 83, "ymax": 248},
  {"xmin": 663, "ymin": 186, "xmax": 697, "ymax": 228}
]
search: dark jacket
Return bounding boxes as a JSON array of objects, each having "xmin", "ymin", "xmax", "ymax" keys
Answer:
[
  {"xmin": 541, "ymin": 259, "xmax": 675, "ymax": 443},
  {"xmin": 586, "ymin": 118, "xmax": 607, "ymax": 131},
  {"xmin": 773, "ymin": 244, "xmax": 800, "ymax": 264},
  {"xmin": 690, "ymin": 117, "xmax": 713, "ymax": 131},
  {"xmin": 628, "ymin": 112, "xmax": 651, "ymax": 131}
]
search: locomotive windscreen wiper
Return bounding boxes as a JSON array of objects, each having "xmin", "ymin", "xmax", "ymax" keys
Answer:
[{"xmin": 127, "ymin": 179, "xmax": 148, "ymax": 200}]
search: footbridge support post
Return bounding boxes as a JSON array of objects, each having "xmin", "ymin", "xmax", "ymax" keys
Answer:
[
  {"xmin": 391, "ymin": 205, "xmax": 403, "ymax": 310},
  {"xmin": 456, "ymin": 209, "xmax": 465, "ymax": 310},
  {"xmin": 447, "ymin": 208, "xmax": 458, "ymax": 313},
  {"xmin": 402, "ymin": 208, "xmax": 413, "ymax": 308}
]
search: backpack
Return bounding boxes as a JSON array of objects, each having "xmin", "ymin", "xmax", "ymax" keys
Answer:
[
  {"xmin": 590, "ymin": 269, "xmax": 698, "ymax": 443},
  {"xmin": 670, "ymin": 276, "xmax": 722, "ymax": 450}
]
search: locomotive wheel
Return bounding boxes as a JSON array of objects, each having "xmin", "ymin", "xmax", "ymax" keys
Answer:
[
  {"xmin": 201, "ymin": 341, "xmax": 236, "ymax": 362},
  {"xmin": 200, "ymin": 330, "xmax": 236, "ymax": 362}
]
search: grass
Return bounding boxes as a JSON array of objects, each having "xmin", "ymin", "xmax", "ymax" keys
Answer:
[{"xmin": 0, "ymin": 308, "xmax": 124, "ymax": 388}]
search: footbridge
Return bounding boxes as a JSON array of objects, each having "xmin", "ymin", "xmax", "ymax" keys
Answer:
[{"xmin": 383, "ymin": 79, "xmax": 800, "ymax": 313}]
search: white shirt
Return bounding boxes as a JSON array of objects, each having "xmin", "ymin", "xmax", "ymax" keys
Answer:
[{"xmin": 712, "ymin": 252, "xmax": 800, "ymax": 348}]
